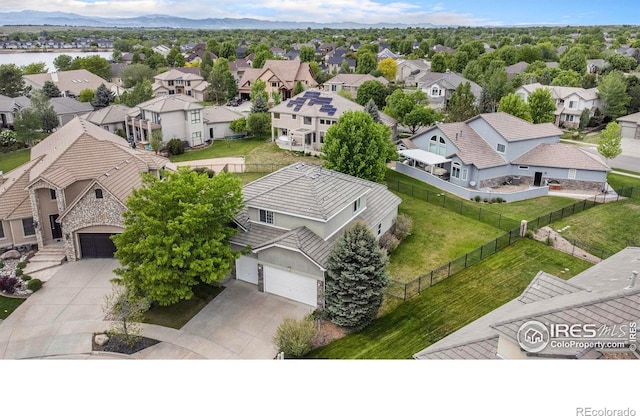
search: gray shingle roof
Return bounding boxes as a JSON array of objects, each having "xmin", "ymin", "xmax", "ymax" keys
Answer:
[
  {"xmin": 473, "ymin": 112, "xmax": 562, "ymax": 142},
  {"xmin": 254, "ymin": 226, "xmax": 333, "ymax": 269},
  {"xmin": 416, "ymin": 336, "xmax": 499, "ymax": 360},
  {"xmin": 518, "ymin": 272, "xmax": 584, "ymax": 304},
  {"xmin": 512, "ymin": 143, "xmax": 609, "ymax": 171},
  {"xmin": 436, "ymin": 122, "xmax": 508, "ymax": 169}
]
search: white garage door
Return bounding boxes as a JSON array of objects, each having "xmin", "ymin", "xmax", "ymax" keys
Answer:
[
  {"xmin": 621, "ymin": 124, "xmax": 636, "ymax": 139},
  {"xmin": 264, "ymin": 265, "xmax": 318, "ymax": 307},
  {"xmin": 235, "ymin": 256, "xmax": 259, "ymax": 284}
]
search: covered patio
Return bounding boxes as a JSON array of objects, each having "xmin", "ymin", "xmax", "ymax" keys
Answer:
[{"xmin": 399, "ymin": 148, "xmax": 451, "ymax": 179}]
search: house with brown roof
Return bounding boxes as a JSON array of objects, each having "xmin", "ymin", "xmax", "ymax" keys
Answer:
[
  {"xmin": 323, "ymin": 74, "xmax": 388, "ymax": 99},
  {"xmin": 0, "ymin": 118, "xmax": 171, "ymax": 260},
  {"xmin": 152, "ymin": 68, "xmax": 208, "ymax": 101},
  {"xmin": 395, "ymin": 59, "xmax": 431, "ymax": 86},
  {"xmin": 238, "ymin": 60, "xmax": 317, "ymax": 101},
  {"xmin": 231, "ymin": 162, "xmax": 401, "ymax": 308},
  {"xmin": 81, "ymin": 104, "xmax": 131, "ymax": 134},
  {"xmin": 398, "ymin": 112, "xmax": 609, "ymax": 201},
  {"xmin": 417, "ymin": 70, "xmax": 482, "ymax": 110},
  {"xmin": 515, "ymin": 83, "xmax": 601, "ymax": 128},
  {"xmin": 23, "ymin": 69, "xmax": 122, "ymax": 99},
  {"xmin": 414, "ymin": 247, "xmax": 640, "ymax": 360},
  {"xmin": 617, "ymin": 111, "xmax": 640, "ymax": 140}
]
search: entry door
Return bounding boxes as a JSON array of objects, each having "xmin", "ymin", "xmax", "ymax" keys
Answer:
[
  {"xmin": 534, "ymin": 172, "xmax": 543, "ymax": 187},
  {"xmin": 49, "ymin": 214, "xmax": 62, "ymax": 240}
]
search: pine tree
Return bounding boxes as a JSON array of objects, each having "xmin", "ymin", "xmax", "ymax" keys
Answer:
[
  {"xmin": 325, "ymin": 223, "xmax": 389, "ymax": 330},
  {"xmin": 93, "ymin": 83, "xmax": 114, "ymax": 108},
  {"xmin": 252, "ymin": 93, "xmax": 269, "ymax": 113},
  {"xmin": 42, "ymin": 80, "xmax": 61, "ymax": 98},
  {"xmin": 364, "ymin": 98, "xmax": 381, "ymax": 123}
]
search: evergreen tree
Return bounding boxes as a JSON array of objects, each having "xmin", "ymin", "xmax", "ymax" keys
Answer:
[
  {"xmin": 294, "ymin": 80, "xmax": 305, "ymax": 95},
  {"xmin": 364, "ymin": 98, "xmax": 381, "ymax": 123},
  {"xmin": 40, "ymin": 107, "xmax": 59, "ymax": 133},
  {"xmin": 252, "ymin": 94, "xmax": 269, "ymax": 113},
  {"xmin": 325, "ymin": 222, "xmax": 389, "ymax": 330},
  {"xmin": 446, "ymin": 82, "xmax": 478, "ymax": 122},
  {"xmin": 0, "ymin": 64, "xmax": 26, "ymax": 97},
  {"xmin": 93, "ymin": 83, "xmax": 114, "ymax": 108},
  {"xmin": 42, "ymin": 80, "xmax": 61, "ymax": 98}
]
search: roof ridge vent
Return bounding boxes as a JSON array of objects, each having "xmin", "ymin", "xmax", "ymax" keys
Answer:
[{"xmin": 627, "ymin": 271, "xmax": 639, "ymax": 290}]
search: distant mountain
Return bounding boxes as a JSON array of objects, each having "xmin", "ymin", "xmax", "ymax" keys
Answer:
[{"xmin": 0, "ymin": 10, "xmax": 439, "ymax": 29}]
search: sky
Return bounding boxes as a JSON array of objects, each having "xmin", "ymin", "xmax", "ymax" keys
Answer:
[{"xmin": 0, "ymin": 0, "xmax": 637, "ymax": 26}]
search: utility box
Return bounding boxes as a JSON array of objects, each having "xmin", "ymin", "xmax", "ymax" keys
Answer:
[{"xmin": 512, "ymin": 176, "xmax": 521, "ymax": 185}]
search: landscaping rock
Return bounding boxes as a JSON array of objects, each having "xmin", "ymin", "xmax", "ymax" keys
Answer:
[
  {"xmin": 0, "ymin": 250, "xmax": 21, "ymax": 260},
  {"xmin": 94, "ymin": 334, "xmax": 110, "ymax": 346}
]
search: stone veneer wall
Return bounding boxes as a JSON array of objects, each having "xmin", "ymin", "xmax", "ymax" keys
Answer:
[{"xmin": 62, "ymin": 184, "xmax": 126, "ymax": 261}]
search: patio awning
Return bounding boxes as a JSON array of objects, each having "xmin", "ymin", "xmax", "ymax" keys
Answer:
[{"xmin": 399, "ymin": 149, "xmax": 451, "ymax": 165}]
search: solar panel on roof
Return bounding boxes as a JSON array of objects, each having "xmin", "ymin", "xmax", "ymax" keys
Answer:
[
  {"xmin": 294, "ymin": 105, "xmax": 303, "ymax": 111},
  {"xmin": 328, "ymin": 109, "xmax": 336, "ymax": 116}
]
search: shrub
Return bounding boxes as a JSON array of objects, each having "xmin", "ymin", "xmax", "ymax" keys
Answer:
[
  {"xmin": 474, "ymin": 195, "xmax": 481, "ymax": 202},
  {"xmin": 483, "ymin": 197, "xmax": 488, "ymax": 203},
  {"xmin": 490, "ymin": 198, "xmax": 497, "ymax": 204},
  {"xmin": 15, "ymin": 269, "xmax": 23, "ymax": 276},
  {"xmin": 273, "ymin": 317, "xmax": 316, "ymax": 358},
  {"xmin": 0, "ymin": 261, "xmax": 4, "ymax": 268},
  {"xmin": 166, "ymin": 138, "xmax": 185, "ymax": 156},
  {"xmin": 546, "ymin": 236, "xmax": 554, "ymax": 247},
  {"xmin": 21, "ymin": 274, "xmax": 32, "ymax": 281},
  {"xmin": 496, "ymin": 197, "xmax": 504, "ymax": 203},
  {"xmin": 0, "ymin": 276, "xmax": 18, "ymax": 294},
  {"xmin": 27, "ymin": 278, "xmax": 43, "ymax": 292},
  {"xmin": 0, "ymin": 129, "xmax": 18, "ymax": 147},
  {"xmin": 17, "ymin": 261, "xmax": 26, "ymax": 269},
  {"xmin": 379, "ymin": 231, "xmax": 400, "ymax": 252},
  {"xmin": 391, "ymin": 214, "xmax": 413, "ymax": 241},
  {"xmin": 525, "ymin": 230, "xmax": 535, "ymax": 239}
]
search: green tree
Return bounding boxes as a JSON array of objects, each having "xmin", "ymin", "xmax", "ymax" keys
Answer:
[
  {"xmin": 78, "ymin": 88, "xmax": 95, "ymax": 103},
  {"xmin": 528, "ymin": 88, "xmax": 556, "ymax": 124},
  {"xmin": 40, "ymin": 107, "xmax": 59, "ymax": 133},
  {"xmin": 356, "ymin": 80, "xmax": 387, "ymax": 107},
  {"xmin": 430, "ymin": 53, "xmax": 449, "ymax": 73},
  {"xmin": 103, "ymin": 284, "xmax": 150, "ymax": 347},
  {"xmin": 206, "ymin": 65, "xmax": 227, "ymax": 104},
  {"xmin": 118, "ymin": 80, "xmax": 153, "ymax": 108},
  {"xmin": 559, "ymin": 47, "xmax": 587, "ymax": 74},
  {"xmin": 299, "ymin": 46, "xmax": 316, "ymax": 63},
  {"xmin": 42, "ymin": 80, "xmax": 61, "ymax": 98},
  {"xmin": 219, "ymin": 41, "xmax": 236, "ymax": 60},
  {"xmin": 22, "ymin": 61, "xmax": 47, "ymax": 75},
  {"xmin": 250, "ymin": 78, "xmax": 268, "ymax": 102},
  {"xmin": 112, "ymin": 168, "xmax": 244, "ymax": 306},
  {"xmin": 252, "ymin": 49, "xmax": 273, "ymax": 68},
  {"xmin": 322, "ymin": 111, "xmax": 395, "ymax": 183},
  {"xmin": 200, "ymin": 52, "xmax": 214, "ymax": 81},
  {"xmin": 551, "ymin": 69, "xmax": 582, "ymax": 87},
  {"xmin": 293, "ymin": 80, "xmax": 305, "ymax": 96},
  {"xmin": 14, "ymin": 108, "xmax": 41, "ymax": 145},
  {"xmin": 446, "ymin": 82, "xmax": 478, "ymax": 122},
  {"xmin": 230, "ymin": 118, "xmax": 246, "ymax": 134},
  {"xmin": 0, "ymin": 64, "xmax": 26, "ymax": 97},
  {"xmin": 364, "ymin": 98, "xmax": 380, "ymax": 123},
  {"xmin": 92, "ymin": 83, "xmax": 114, "ymax": 108},
  {"xmin": 251, "ymin": 94, "xmax": 269, "ymax": 113},
  {"xmin": 579, "ymin": 108, "xmax": 591, "ymax": 130},
  {"xmin": 166, "ymin": 47, "xmax": 182, "ymax": 66},
  {"xmin": 325, "ymin": 222, "xmax": 389, "ymax": 330},
  {"xmin": 597, "ymin": 121, "xmax": 623, "ymax": 161},
  {"xmin": 174, "ymin": 53, "xmax": 186, "ymax": 68},
  {"xmin": 384, "ymin": 89, "xmax": 415, "ymax": 121},
  {"xmin": 120, "ymin": 64, "xmax": 155, "ymax": 89},
  {"xmin": 69, "ymin": 55, "xmax": 112, "ymax": 80},
  {"xmin": 150, "ymin": 130, "xmax": 163, "ymax": 154},
  {"xmin": 482, "ymin": 67, "xmax": 512, "ymax": 112},
  {"xmin": 377, "ymin": 57, "xmax": 398, "ymax": 81},
  {"xmin": 403, "ymin": 106, "xmax": 442, "ymax": 134},
  {"xmin": 598, "ymin": 71, "xmax": 631, "ymax": 119},
  {"xmin": 498, "ymin": 93, "xmax": 532, "ymax": 122},
  {"xmin": 273, "ymin": 317, "xmax": 316, "ymax": 358},
  {"xmin": 246, "ymin": 112, "xmax": 271, "ymax": 137},
  {"xmin": 356, "ymin": 51, "xmax": 376, "ymax": 74},
  {"xmin": 53, "ymin": 54, "xmax": 73, "ymax": 72}
]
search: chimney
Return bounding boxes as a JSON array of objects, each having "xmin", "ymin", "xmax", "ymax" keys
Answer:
[
  {"xmin": 627, "ymin": 271, "xmax": 638, "ymax": 289},
  {"xmin": 51, "ymin": 72, "xmax": 58, "ymax": 83}
]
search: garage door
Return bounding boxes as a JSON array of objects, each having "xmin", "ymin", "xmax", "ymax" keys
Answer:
[
  {"xmin": 79, "ymin": 233, "xmax": 117, "ymax": 258},
  {"xmin": 264, "ymin": 265, "xmax": 318, "ymax": 307},
  {"xmin": 235, "ymin": 256, "xmax": 259, "ymax": 284},
  {"xmin": 621, "ymin": 124, "xmax": 637, "ymax": 139}
]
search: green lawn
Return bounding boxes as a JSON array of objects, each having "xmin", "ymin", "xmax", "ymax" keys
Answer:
[
  {"xmin": 387, "ymin": 193, "xmax": 504, "ymax": 283},
  {"xmin": 479, "ymin": 196, "xmax": 578, "ymax": 222},
  {"xmin": 608, "ymin": 172, "xmax": 640, "ymax": 191},
  {"xmin": 307, "ymin": 239, "xmax": 592, "ymax": 359},
  {"xmin": 0, "ymin": 295, "xmax": 26, "ymax": 319},
  {"xmin": 551, "ymin": 198, "xmax": 640, "ymax": 254},
  {"xmin": 386, "ymin": 168, "xmax": 462, "ymax": 199},
  {"xmin": 0, "ymin": 149, "xmax": 30, "ymax": 173},
  {"xmin": 143, "ymin": 283, "xmax": 224, "ymax": 329},
  {"xmin": 170, "ymin": 135, "xmax": 321, "ymax": 167}
]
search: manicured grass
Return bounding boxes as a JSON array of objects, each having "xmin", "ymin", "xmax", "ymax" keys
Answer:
[
  {"xmin": 608, "ymin": 172, "xmax": 640, "ymax": 191},
  {"xmin": 551, "ymin": 198, "xmax": 640, "ymax": 254},
  {"xmin": 478, "ymin": 196, "xmax": 578, "ymax": 222},
  {"xmin": 143, "ymin": 283, "xmax": 224, "ymax": 329},
  {"xmin": 386, "ymin": 168, "xmax": 462, "ymax": 199},
  {"xmin": 170, "ymin": 135, "xmax": 321, "ymax": 167},
  {"xmin": 0, "ymin": 295, "xmax": 26, "ymax": 319},
  {"xmin": 0, "ymin": 149, "xmax": 30, "ymax": 173},
  {"xmin": 307, "ymin": 239, "xmax": 592, "ymax": 359},
  {"xmin": 387, "ymin": 193, "xmax": 504, "ymax": 283}
]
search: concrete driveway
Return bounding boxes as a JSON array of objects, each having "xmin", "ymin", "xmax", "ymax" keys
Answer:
[{"xmin": 0, "ymin": 259, "xmax": 312, "ymax": 359}]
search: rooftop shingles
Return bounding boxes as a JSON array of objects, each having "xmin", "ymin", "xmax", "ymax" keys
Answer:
[
  {"xmin": 436, "ymin": 122, "xmax": 508, "ymax": 169},
  {"xmin": 512, "ymin": 143, "xmax": 609, "ymax": 171},
  {"xmin": 473, "ymin": 112, "xmax": 562, "ymax": 142}
]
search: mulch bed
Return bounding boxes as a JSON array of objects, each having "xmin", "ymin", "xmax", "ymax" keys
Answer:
[{"xmin": 92, "ymin": 334, "xmax": 160, "ymax": 355}]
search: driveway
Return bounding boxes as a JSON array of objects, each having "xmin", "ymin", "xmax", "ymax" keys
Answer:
[{"xmin": 0, "ymin": 259, "xmax": 312, "ymax": 359}]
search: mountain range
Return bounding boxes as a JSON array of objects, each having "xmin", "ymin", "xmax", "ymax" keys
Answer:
[{"xmin": 0, "ymin": 10, "xmax": 439, "ymax": 30}]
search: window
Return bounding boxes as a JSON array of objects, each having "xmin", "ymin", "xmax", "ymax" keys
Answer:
[
  {"xmin": 429, "ymin": 135, "xmax": 437, "ymax": 153},
  {"xmin": 22, "ymin": 218, "xmax": 35, "ymax": 237},
  {"xmin": 95, "ymin": 189, "xmax": 103, "ymax": 199},
  {"xmin": 431, "ymin": 86, "xmax": 439, "ymax": 96},
  {"xmin": 191, "ymin": 110, "xmax": 201, "ymax": 123},
  {"xmin": 461, "ymin": 169, "xmax": 468, "ymax": 181},
  {"xmin": 192, "ymin": 131, "xmax": 202, "ymax": 140},
  {"xmin": 0, "ymin": 222, "xmax": 4, "ymax": 239},
  {"xmin": 292, "ymin": 115, "xmax": 296, "ymax": 120},
  {"xmin": 152, "ymin": 112, "xmax": 160, "ymax": 123},
  {"xmin": 273, "ymin": 113, "xmax": 280, "ymax": 119},
  {"xmin": 259, "ymin": 209, "xmax": 274, "ymax": 224},
  {"xmin": 519, "ymin": 165, "xmax": 529, "ymax": 170},
  {"xmin": 168, "ymin": 80, "xmax": 174, "ymax": 86},
  {"xmin": 377, "ymin": 223, "xmax": 382, "ymax": 235},
  {"xmin": 496, "ymin": 143, "xmax": 506, "ymax": 153},
  {"xmin": 168, "ymin": 90, "xmax": 175, "ymax": 95},
  {"xmin": 331, "ymin": 85, "xmax": 337, "ymax": 92},
  {"xmin": 271, "ymin": 82, "xmax": 278, "ymax": 87},
  {"xmin": 568, "ymin": 169, "xmax": 577, "ymax": 179},
  {"xmin": 451, "ymin": 162, "xmax": 461, "ymax": 179},
  {"xmin": 187, "ymin": 81, "xmax": 191, "ymax": 86},
  {"xmin": 303, "ymin": 117, "xmax": 312, "ymax": 125},
  {"xmin": 569, "ymin": 101, "xmax": 577, "ymax": 109},
  {"xmin": 50, "ymin": 189, "xmax": 57, "ymax": 200},
  {"xmin": 186, "ymin": 90, "xmax": 192, "ymax": 96},
  {"xmin": 353, "ymin": 198, "xmax": 361, "ymax": 212},
  {"xmin": 438, "ymin": 137, "xmax": 446, "ymax": 156},
  {"xmin": 565, "ymin": 114, "xmax": 574, "ymax": 122},
  {"xmin": 320, "ymin": 119, "xmax": 325, "ymax": 125}
]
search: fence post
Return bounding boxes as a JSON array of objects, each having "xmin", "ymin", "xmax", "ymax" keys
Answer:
[
  {"xmin": 572, "ymin": 241, "xmax": 575, "ymax": 256},
  {"xmin": 508, "ymin": 230, "xmax": 512, "ymax": 245},
  {"xmin": 498, "ymin": 214, "xmax": 502, "ymax": 229},
  {"xmin": 460, "ymin": 201, "xmax": 463, "ymax": 214},
  {"xmin": 464, "ymin": 253, "xmax": 468, "ymax": 268},
  {"xmin": 495, "ymin": 237, "xmax": 499, "ymax": 252},
  {"xmin": 561, "ymin": 207, "xmax": 565, "ymax": 219},
  {"xmin": 418, "ymin": 276, "xmax": 421, "ymax": 293},
  {"xmin": 478, "ymin": 207, "xmax": 482, "ymax": 221},
  {"xmin": 536, "ymin": 216, "xmax": 540, "ymax": 229},
  {"xmin": 448, "ymin": 261, "xmax": 451, "ymax": 277},
  {"xmin": 583, "ymin": 198, "xmax": 587, "ymax": 210},
  {"xmin": 601, "ymin": 248, "xmax": 605, "ymax": 260},
  {"xmin": 430, "ymin": 270, "xmax": 433, "ymax": 287},
  {"xmin": 404, "ymin": 283, "xmax": 407, "ymax": 300},
  {"xmin": 442, "ymin": 194, "xmax": 446, "ymax": 208},
  {"xmin": 480, "ymin": 245, "xmax": 484, "ymax": 259},
  {"xmin": 549, "ymin": 212, "xmax": 552, "ymax": 225}
]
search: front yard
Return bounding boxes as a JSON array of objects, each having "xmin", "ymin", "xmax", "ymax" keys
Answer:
[
  {"xmin": 0, "ymin": 148, "xmax": 30, "ymax": 173},
  {"xmin": 307, "ymin": 239, "xmax": 592, "ymax": 359}
]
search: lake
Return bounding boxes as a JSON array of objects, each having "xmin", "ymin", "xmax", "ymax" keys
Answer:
[{"xmin": 0, "ymin": 51, "xmax": 114, "ymax": 72}]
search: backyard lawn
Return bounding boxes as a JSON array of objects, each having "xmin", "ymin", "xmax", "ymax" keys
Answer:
[
  {"xmin": 0, "ymin": 295, "xmax": 25, "ymax": 319},
  {"xmin": 0, "ymin": 149, "xmax": 30, "ymax": 173},
  {"xmin": 308, "ymin": 239, "xmax": 592, "ymax": 359},
  {"xmin": 479, "ymin": 195, "xmax": 578, "ymax": 222},
  {"xmin": 607, "ymin": 172, "xmax": 640, "ymax": 191}
]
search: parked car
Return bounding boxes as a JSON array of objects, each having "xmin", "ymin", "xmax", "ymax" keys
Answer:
[{"xmin": 227, "ymin": 97, "xmax": 242, "ymax": 107}]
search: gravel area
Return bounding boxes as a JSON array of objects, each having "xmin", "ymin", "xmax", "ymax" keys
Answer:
[{"xmin": 533, "ymin": 226, "xmax": 601, "ymax": 264}]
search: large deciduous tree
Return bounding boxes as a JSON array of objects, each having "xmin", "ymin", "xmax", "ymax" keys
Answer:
[
  {"xmin": 69, "ymin": 55, "xmax": 112, "ymax": 80},
  {"xmin": 22, "ymin": 61, "xmax": 48, "ymax": 75},
  {"xmin": 356, "ymin": 80, "xmax": 387, "ymax": 107},
  {"xmin": 498, "ymin": 93, "xmax": 532, "ymax": 122},
  {"xmin": 325, "ymin": 222, "xmax": 389, "ymax": 330},
  {"xmin": 0, "ymin": 64, "xmax": 26, "ymax": 97},
  {"xmin": 528, "ymin": 88, "xmax": 556, "ymax": 124},
  {"xmin": 299, "ymin": 46, "xmax": 316, "ymax": 63},
  {"xmin": 377, "ymin": 57, "xmax": 398, "ymax": 81},
  {"xmin": 120, "ymin": 64, "xmax": 155, "ymax": 89},
  {"xmin": 53, "ymin": 54, "xmax": 73, "ymax": 72},
  {"xmin": 356, "ymin": 51, "xmax": 377, "ymax": 74},
  {"xmin": 322, "ymin": 111, "xmax": 395, "ymax": 183},
  {"xmin": 559, "ymin": 47, "xmax": 587, "ymax": 74},
  {"xmin": 112, "ymin": 168, "xmax": 244, "ymax": 306},
  {"xmin": 446, "ymin": 82, "xmax": 478, "ymax": 122},
  {"xmin": 598, "ymin": 71, "xmax": 631, "ymax": 120}
]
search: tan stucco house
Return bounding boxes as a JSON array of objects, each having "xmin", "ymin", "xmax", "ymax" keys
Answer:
[
  {"xmin": 230, "ymin": 162, "xmax": 401, "ymax": 308},
  {"xmin": 23, "ymin": 69, "xmax": 123, "ymax": 99},
  {"xmin": 152, "ymin": 68, "xmax": 208, "ymax": 101},
  {"xmin": 0, "ymin": 118, "xmax": 171, "ymax": 260},
  {"xmin": 323, "ymin": 74, "xmax": 388, "ymax": 99},
  {"xmin": 238, "ymin": 60, "xmax": 317, "ymax": 101}
]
